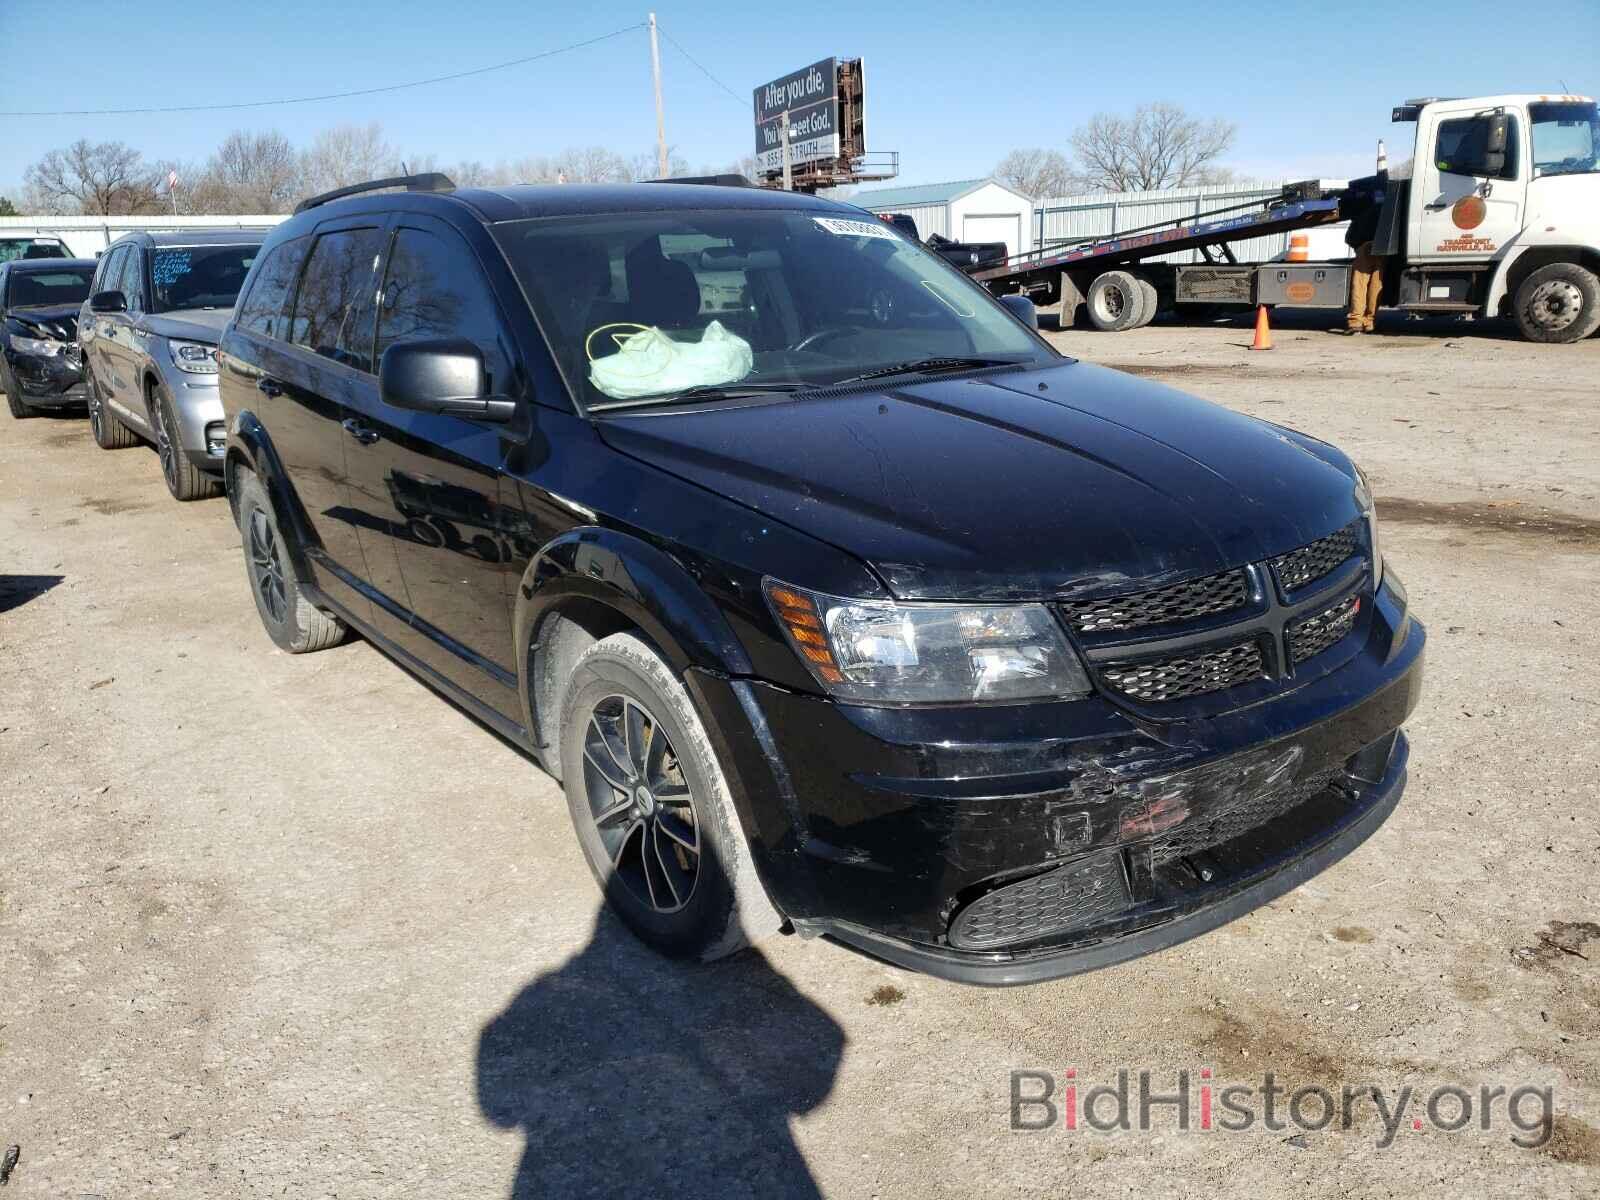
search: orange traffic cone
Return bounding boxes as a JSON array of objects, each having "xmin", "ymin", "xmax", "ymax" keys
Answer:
[
  {"xmin": 1250, "ymin": 304, "xmax": 1274, "ymax": 351},
  {"xmin": 1287, "ymin": 233, "xmax": 1310, "ymax": 262}
]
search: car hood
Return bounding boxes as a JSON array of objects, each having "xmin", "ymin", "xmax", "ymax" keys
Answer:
[
  {"xmin": 597, "ymin": 362, "xmax": 1362, "ymax": 602},
  {"xmin": 140, "ymin": 307, "xmax": 232, "ymax": 343},
  {"xmin": 7, "ymin": 304, "xmax": 80, "ymax": 342}
]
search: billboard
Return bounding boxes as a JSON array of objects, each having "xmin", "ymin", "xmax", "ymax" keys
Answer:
[{"xmin": 753, "ymin": 58, "xmax": 840, "ymax": 175}]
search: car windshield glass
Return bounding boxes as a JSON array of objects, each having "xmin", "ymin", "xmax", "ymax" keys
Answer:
[
  {"xmin": 492, "ymin": 209, "xmax": 1051, "ymax": 409},
  {"xmin": 0, "ymin": 238, "xmax": 68, "ymax": 264},
  {"xmin": 149, "ymin": 244, "xmax": 259, "ymax": 312},
  {"xmin": 1529, "ymin": 102, "xmax": 1599, "ymax": 176},
  {"xmin": 6, "ymin": 268, "xmax": 94, "ymax": 308}
]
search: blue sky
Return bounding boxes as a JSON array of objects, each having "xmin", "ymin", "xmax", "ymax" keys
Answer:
[{"xmin": 1, "ymin": 0, "xmax": 1596, "ymax": 196}]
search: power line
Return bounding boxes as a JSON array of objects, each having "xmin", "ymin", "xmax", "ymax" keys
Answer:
[
  {"xmin": 656, "ymin": 24, "xmax": 747, "ymax": 109},
  {"xmin": 0, "ymin": 24, "xmax": 646, "ymax": 118}
]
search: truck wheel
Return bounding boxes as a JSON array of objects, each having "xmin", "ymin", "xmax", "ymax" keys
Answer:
[
  {"xmin": 1086, "ymin": 271, "xmax": 1148, "ymax": 332},
  {"xmin": 1514, "ymin": 262, "xmax": 1600, "ymax": 343},
  {"xmin": 559, "ymin": 632, "xmax": 782, "ymax": 962},
  {"xmin": 1134, "ymin": 278, "xmax": 1160, "ymax": 328},
  {"xmin": 234, "ymin": 468, "xmax": 349, "ymax": 653}
]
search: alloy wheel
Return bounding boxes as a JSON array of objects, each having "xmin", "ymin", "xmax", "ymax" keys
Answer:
[
  {"xmin": 87, "ymin": 377, "xmax": 103, "ymax": 436},
  {"xmin": 580, "ymin": 694, "xmax": 701, "ymax": 913},
  {"xmin": 248, "ymin": 508, "xmax": 288, "ymax": 626},
  {"xmin": 153, "ymin": 396, "xmax": 179, "ymax": 491}
]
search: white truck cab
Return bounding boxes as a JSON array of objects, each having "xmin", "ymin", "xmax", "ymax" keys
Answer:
[{"xmin": 1391, "ymin": 94, "xmax": 1600, "ymax": 341}]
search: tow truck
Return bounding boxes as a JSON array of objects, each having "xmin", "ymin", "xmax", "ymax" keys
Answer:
[{"xmin": 972, "ymin": 94, "xmax": 1600, "ymax": 343}]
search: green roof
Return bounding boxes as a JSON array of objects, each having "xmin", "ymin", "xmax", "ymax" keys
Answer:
[{"xmin": 852, "ymin": 178, "xmax": 994, "ymax": 209}]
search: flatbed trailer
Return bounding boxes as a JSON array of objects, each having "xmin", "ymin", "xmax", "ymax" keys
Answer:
[{"xmin": 970, "ymin": 183, "xmax": 1358, "ymax": 331}]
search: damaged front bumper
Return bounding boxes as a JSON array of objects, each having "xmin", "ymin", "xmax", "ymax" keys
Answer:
[
  {"xmin": 4, "ymin": 344, "xmax": 86, "ymax": 406},
  {"xmin": 689, "ymin": 570, "xmax": 1425, "ymax": 985}
]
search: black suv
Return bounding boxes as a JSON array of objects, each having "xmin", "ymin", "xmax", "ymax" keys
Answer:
[{"xmin": 217, "ymin": 174, "xmax": 1424, "ymax": 985}]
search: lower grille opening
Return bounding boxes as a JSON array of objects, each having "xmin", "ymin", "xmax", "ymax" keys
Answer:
[
  {"xmin": 948, "ymin": 851, "xmax": 1128, "ymax": 951},
  {"xmin": 1151, "ymin": 768, "xmax": 1343, "ymax": 866}
]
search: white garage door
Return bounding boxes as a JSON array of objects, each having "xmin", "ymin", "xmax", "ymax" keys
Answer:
[{"xmin": 962, "ymin": 213, "xmax": 1021, "ymax": 258}]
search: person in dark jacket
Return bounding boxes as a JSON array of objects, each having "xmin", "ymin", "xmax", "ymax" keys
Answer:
[{"xmin": 1340, "ymin": 183, "xmax": 1386, "ymax": 334}]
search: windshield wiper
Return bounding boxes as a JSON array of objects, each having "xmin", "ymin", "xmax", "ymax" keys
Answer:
[
  {"xmin": 589, "ymin": 381, "xmax": 808, "ymax": 412},
  {"xmin": 826, "ymin": 356, "xmax": 1021, "ymax": 388}
]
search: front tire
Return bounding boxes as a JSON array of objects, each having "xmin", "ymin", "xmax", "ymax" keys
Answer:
[
  {"xmin": 151, "ymin": 382, "xmax": 220, "ymax": 501},
  {"xmin": 234, "ymin": 469, "xmax": 349, "ymax": 653},
  {"xmin": 1514, "ymin": 262, "xmax": 1600, "ymax": 343},
  {"xmin": 559, "ymin": 632, "xmax": 779, "ymax": 961},
  {"xmin": 2, "ymin": 362, "xmax": 35, "ymax": 418}
]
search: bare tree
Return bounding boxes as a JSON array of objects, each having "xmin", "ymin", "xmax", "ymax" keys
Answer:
[
  {"xmin": 191, "ymin": 131, "xmax": 301, "ymax": 213},
  {"xmin": 993, "ymin": 148, "xmax": 1080, "ymax": 199},
  {"xmin": 1070, "ymin": 103, "xmax": 1236, "ymax": 192},
  {"xmin": 0, "ymin": 195, "xmax": 18, "ymax": 217},
  {"xmin": 22, "ymin": 139, "xmax": 162, "ymax": 214},
  {"xmin": 299, "ymin": 123, "xmax": 399, "ymax": 197}
]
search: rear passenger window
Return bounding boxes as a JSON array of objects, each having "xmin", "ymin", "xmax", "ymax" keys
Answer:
[
  {"xmin": 288, "ymin": 228, "xmax": 386, "ymax": 371},
  {"xmin": 376, "ymin": 228, "xmax": 507, "ymax": 387},
  {"xmin": 237, "ymin": 236, "xmax": 309, "ymax": 340}
]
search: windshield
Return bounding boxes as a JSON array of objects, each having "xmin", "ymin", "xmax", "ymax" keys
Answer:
[
  {"xmin": 5, "ymin": 267, "xmax": 94, "ymax": 308},
  {"xmin": 1529, "ymin": 102, "xmax": 1599, "ymax": 177},
  {"xmin": 0, "ymin": 238, "xmax": 69, "ymax": 264},
  {"xmin": 493, "ymin": 209, "xmax": 1052, "ymax": 408},
  {"xmin": 149, "ymin": 244, "xmax": 259, "ymax": 312}
]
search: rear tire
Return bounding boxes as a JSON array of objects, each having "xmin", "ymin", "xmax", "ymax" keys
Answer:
[
  {"xmin": 1086, "ymin": 270, "xmax": 1148, "ymax": 332},
  {"xmin": 234, "ymin": 468, "xmax": 349, "ymax": 653},
  {"xmin": 1134, "ymin": 278, "xmax": 1159, "ymax": 328},
  {"xmin": 87, "ymin": 370, "xmax": 138, "ymax": 448},
  {"xmin": 1513, "ymin": 262, "xmax": 1600, "ymax": 343},
  {"xmin": 559, "ymin": 632, "xmax": 782, "ymax": 961},
  {"xmin": 151, "ymin": 382, "xmax": 220, "ymax": 501},
  {"xmin": 2, "ymin": 362, "xmax": 34, "ymax": 418}
]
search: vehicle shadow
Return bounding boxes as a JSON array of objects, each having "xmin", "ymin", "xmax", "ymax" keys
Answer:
[
  {"xmin": 0, "ymin": 573, "xmax": 63, "ymax": 613},
  {"xmin": 476, "ymin": 912, "xmax": 844, "ymax": 1199}
]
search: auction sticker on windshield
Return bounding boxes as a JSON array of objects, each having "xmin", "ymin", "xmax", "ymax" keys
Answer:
[{"xmin": 813, "ymin": 216, "xmax": 897, "ymax": 240}]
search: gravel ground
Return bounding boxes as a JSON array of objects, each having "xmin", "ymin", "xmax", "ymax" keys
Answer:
[{"xmin": 1, "ymin": 313, "xmax": 1597, "ymax": 1198}]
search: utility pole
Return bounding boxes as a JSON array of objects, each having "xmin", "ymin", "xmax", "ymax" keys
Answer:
[
  {"xmin": 649, "ymin": 12, "xmax": 668, "ymax": 178},
  {"xmin": 780, "ymin": 111, "xmax": 792, "ymax": 192}
]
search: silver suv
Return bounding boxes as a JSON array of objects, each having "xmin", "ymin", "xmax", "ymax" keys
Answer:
[{"xmin": 79, "ymin": 230, "xmax": 266, "ymax": 500}]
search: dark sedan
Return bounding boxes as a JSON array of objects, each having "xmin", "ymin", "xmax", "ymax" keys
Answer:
[{"xmin": 0, "ymin": 258, "xmax": 95, "ymax": 418}]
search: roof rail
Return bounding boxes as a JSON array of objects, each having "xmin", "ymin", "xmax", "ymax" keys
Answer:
[
  {"xmin": 294, "ymin": 172, "xmax": 457, "ymax": 214},
  {"xmin": 651, "ymin": 174, "xmax": 752, "ymax": 188}
]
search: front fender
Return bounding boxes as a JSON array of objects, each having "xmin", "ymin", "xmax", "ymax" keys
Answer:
[{"xmin": 224, "ymin": 409, "xmax": 319, "ymax": 586}]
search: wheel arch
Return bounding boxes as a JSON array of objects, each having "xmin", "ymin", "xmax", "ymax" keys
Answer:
[
  {"xmin": 224, "ymin": 410, "xmax": 320, "ymax": 584},
  {"xmin": 1490, "ymin": 245, "xmax": 1600, "ymax": 315},
  {"xmin": 514, "ymin": 528, "xmax": 754, "ymax": 780}
]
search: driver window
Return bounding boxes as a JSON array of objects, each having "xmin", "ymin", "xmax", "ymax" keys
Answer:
[{"xmin": 1435, "ymin": 116, "xmax": 1518, "ymax": 180}]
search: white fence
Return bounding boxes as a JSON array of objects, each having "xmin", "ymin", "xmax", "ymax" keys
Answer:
[
  {"xmin": 1033, "ymin": 180, "xmax": 1300, "ymax": 264},
  {"xmin": 0, "ymin": 214, "xmax": 288, "ymax": 258}
]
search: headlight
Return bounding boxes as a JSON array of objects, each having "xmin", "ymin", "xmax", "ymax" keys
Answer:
[
  {"xmin": 765, "ymin": 580, "xmax": 1092, "ymax": 704},
  {"xmin": 1353, "ymin": 466, "xmax": 1382, "ymax": 589},
  {"xmin": 168, "ymin": 339, "xmax": 219, "ymax": 375},
  {"xmin": 12, "ymin": 336, "xmax": 65, "ymax": 357}
]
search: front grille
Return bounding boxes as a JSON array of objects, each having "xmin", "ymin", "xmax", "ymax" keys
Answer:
[
  {"xmin": 1152, "ymin": 769, "xmax": 1342, "ymax": 865},
  {"xmin": 948, "ymin": 851, "xmax": 1128, "ymax": 950},
  {"xmin": 1288, "ymin": 593, "xmax": 1360, "ymax": 664},
  {"xmin": 1101, "ymin": 639, "xmax": 1264, "ymax": 703},
  {"xmin": 1272, "ymin": 522, "xmax": 1359, "ymax": 592},
  {"xmin": 1061, "ymin": 569, "xmax": 1248, "ymax": 634}
]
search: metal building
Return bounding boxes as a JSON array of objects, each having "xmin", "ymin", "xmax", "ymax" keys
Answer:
[{"xmin": 851, "ymin": 178, "xmax": 1036, "ymax": 258}]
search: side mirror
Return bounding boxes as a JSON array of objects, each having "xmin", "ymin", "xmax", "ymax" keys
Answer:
[
  {"xmin": 1484, "ymin": 113, "xmax": 1510, "ymax": 176},
  {"xmin": 998, "ymin": 293, "xmax": 1039, "ymax": 329},
  {"xmin": 379, "ymin": 337, "xmax": 515, "ymax": 421},
  {"xmin": 89, "ymin": 290, "xmax": 126, "ymax": 314}
]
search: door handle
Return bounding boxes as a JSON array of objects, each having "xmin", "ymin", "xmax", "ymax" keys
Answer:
[
  {"xmin": 256, "ymin": 376, "xmax": 283, "ymax": 397},
  {"xmin": 342, "ymin": 417, "xmax": 380, "ymax": 445},
  {"xmin": 1423, "ymin": 201, "xmax": 1449, "ymax": 210}
]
